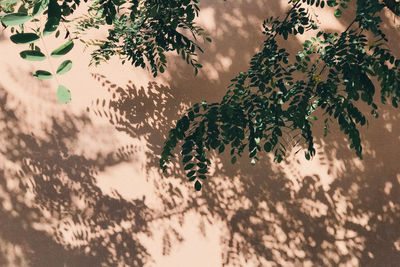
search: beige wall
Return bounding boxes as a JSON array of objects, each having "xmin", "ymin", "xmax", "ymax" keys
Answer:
[{"xmin": 0, "ymin": 0, "xmax": 399, "ymax": 266}]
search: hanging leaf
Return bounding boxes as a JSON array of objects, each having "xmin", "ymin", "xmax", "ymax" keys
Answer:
[
  {"xmin": 43, "ymin": 17, "xmax": 60, "ymax": 36},
  {"xmin": 1, "ymin": 13, "xmax": 31, "ymax": 26},
  {"xmin": 57, "ymin": 85, "xmax": 71, "ymax": 104},
  {"xmin": 194, "ymin": 180, "xmax": 202, "ymax": 191},
  {"xmin": 32, "ymin": 0, "xmax": 50, "ymax": 17},
  {"xmin": 47, "ymin": 0, "xmax": 61, "ymax": 19},
  {"xmin": 33, "ymin": 70, "xmax": 53, "ymax": 80},
  {"xmin": 17, "ymin": 4, "xmax": 27, "ymax": 14},
  {"xmin": 50, "ymin": 40, "xmax": 74, "ymax": 58},
  {"xmin": 10, "ymin": 33, "xmax": 40, "ymax": 44},
  {"xmin": 20, "ymin": 50, "xmax": 46, "ymax": 61},
  {"xmin": 56, "ymin": 60, "xmax": 72, "ymax": 75}
]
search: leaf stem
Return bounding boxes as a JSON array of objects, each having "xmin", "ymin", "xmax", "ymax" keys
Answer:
[{"xmin": 35, "ymin": 21, "xmax": 60, "ymax": 85}]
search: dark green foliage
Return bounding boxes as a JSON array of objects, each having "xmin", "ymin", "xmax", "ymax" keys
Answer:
[
  {"xmin": 160, "ymin": 0, "xmax": 400, "ymax": 190},
  {"xmin": 86, "ymin": 0, "xmax": 209, "ymax": 76},
  {"xmin": 1, "ymin": 0, "xmax": 400, "ymax": 190},
  {"xmin": 10, "ymin": 32, "xmax": 40, "ymax": 44},
  {"xmin": 1, "ymin": 0, "xmax": 209, "ymax": 77},
  {"xmin": 33, "ymin": 70, "xmax": 53, "ymax": 79}
]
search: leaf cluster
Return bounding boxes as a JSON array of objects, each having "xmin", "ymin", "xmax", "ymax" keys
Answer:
[
  {"xmin": 161, "ymin": 0, "xmax": 400, "ymax": 190},
  {"xmin": 77, "ymin": 0, "xmax": 210, "ymax": 76},
  {"xmin": 1, "ymin": 0, "xmax": 74, "ymax": 103}
]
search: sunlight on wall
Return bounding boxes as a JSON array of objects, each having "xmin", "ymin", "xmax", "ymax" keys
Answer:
[{"xmin": 0, "ymin": 0, "xmax": 399, "ymax": 266}]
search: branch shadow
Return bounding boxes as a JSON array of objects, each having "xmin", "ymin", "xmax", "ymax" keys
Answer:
[
  {"xmin": 89, "ymin": 69, "xmax": 399, "ymax": 266},
  {"xmin": 0, "ymin": 0, "xmax": 399, "ymax": 266},
  {"xmin": 0, "ymin": 88, "xmax": 153, "ymax": 266}
]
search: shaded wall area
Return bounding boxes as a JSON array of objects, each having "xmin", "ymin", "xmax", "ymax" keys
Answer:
[{"xmin": 0, "ymin": 0, "xmax": 399, "ymax": 266}]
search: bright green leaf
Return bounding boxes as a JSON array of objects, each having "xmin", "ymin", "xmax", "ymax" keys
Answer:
[
  {"xmin": 57, "ymin": 85, "xmax": 71, "ymax": 104},
  {"xmin": 50, "ymin": 40, "xmax": 74, "ymax": 58},
  {"xmin": 334, "ymin": 9, "xmax": 342, "ymax": 18},
  {"xmin": 1, "ymin": 13, "xmax": 31, "ymax": 26},
  {"xmin": 0, "ymin": 0, "xmax": 21, "ymax": 4},
  {"xmin": 56, "ymin": 60, "xmax": 72, "ymax": 75}
]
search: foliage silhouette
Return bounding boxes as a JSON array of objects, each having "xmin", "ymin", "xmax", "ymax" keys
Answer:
[
  {"xmin": 0, "ymin": 88, "xmax": 153, "ymax": 266},
  {"xmin": 90, "ymin": 74, "xmax": 400, "ymax": 266}
]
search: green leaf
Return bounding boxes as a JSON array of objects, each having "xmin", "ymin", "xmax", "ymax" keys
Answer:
[
  {"xmin": 43, "ymin": 17, "xmax": 60, "ymax": 36},
  {"xmin": 184, "ymin": 163, "xmax": 195, "ymax": 170},
  {"xmin": 50, "ymin": 40, "xmax": 74, "ymax": 58},
  {"xmin": 56, "ymin": 60, "xmax": 72, "ymax": 75},
  {"xmin": 218, "ymin": 144, "xmax": 225, "ymax": 153},
  {"xmin": 1, "ymin": 13, "xmax": 31, "ymax": 26},
  {"xmin": 308, "ymin": 115, "xmax": 318, "ymax": 120},
  {"xmin": 194, "ymin": 180, "xmax": 202, "ymax": 191},
  {"xmin": 186, "ymin": 170, "xmax": 195, "ymax": 178},
  {"xmin": 0, "ymin": 0, "xmax": 21, "ymax": 4},
  {"xmin": 231, "ymin": 156, "xmax": 237, "ymax": 164},
  {"xmin": 47, "ymin": 0, "xmax": 61, "ymax": 18},
  {"xmin": 32, "ymin": 0, "xmax": 49, "ymax": 17},
  {"xmin": 264, "ymin": 142, "xmax": 272, "ymax": 152},
  {"xmin": 10, "ymin": 33, "xmax": 40, "ymax": 44},
  {"xmin": 33, "ymin": 70, "xmax": 53, "ymax": 80},
  {"xmin": 57, "ymin": 85, "xmax": 71, "ymax": 104},
  {"xmin": 20, "ymin": 50, "xmax": 46, "ymax": 61},
  {"xmin": 182, "ymin": 155, "xmax": 193, "ymax": 164},
  {"xmin": 334, "ymin": 9, "xmax": 342, "ymax": 18}
]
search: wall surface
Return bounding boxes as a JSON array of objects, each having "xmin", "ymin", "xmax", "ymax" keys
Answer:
[{"xmin": 0, "ymin": 0, "xmax": 399, "ymax": 266}]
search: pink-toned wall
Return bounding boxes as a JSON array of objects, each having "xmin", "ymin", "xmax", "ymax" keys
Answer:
[{"xmin": 0, "ymin": 0, "xmax": 399, "ymax": 266}]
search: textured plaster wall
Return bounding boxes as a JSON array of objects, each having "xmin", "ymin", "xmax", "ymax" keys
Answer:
[{"xmin": 0, "ymin": 0, "xmax": 399, "ymax": 266}]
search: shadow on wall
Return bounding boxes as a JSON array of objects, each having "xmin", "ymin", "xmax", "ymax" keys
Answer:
[
  {"xmin": 89, "ymin": 71, "xmax": 399, "ymax": 266},
  {"xmin": 0, "ymin": 88, "xmax": 153, "ymax": 267},
  {"xmin": 0, "ymin": 0, "xmax": 400, "ymax": 267}
]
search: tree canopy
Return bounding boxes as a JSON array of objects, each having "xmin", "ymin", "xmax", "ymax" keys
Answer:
[{"xmin": 1, "ymin": 0, "xmax": 399, "ymax": 190}]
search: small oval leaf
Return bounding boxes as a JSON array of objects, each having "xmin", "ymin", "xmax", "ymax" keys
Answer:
[
  {"xmin": 334, "ymin": 9, "xmax": 342, "ymax": 18},
  {"xmin": 32, "ymin": 0, "xmax": 49, "ymax": 17},
  {"xmin": 33, "ymin": 70, "xmax": 53, "ymax": 80},
  {"xmin": 264, "ymin": 142, "xmax": 272, "ymax": 152},
  {"xmin": 10, "ymin": 33, "xmax": 40, "ymax": 44},
  {"xmin": 50, "ymin": 40, "xmax": 74, "ymax": 58},
  {"xmin": 56, "ymin": 60, "xmax": 72, "ymax": 75},
  {"xmin": 20, "ymin": 50, "xmax": 46, "ymax": 61},
  {"xmin": 57, "ymin": 85, "xmax": 71, "ymax": 104},
  {"xmin": 194, "ymin": 180, "xmax": 202, "ymax": 191},
  {"xmin": 1, "ymin": 13, "xmax": 31, "ymax": 26}
]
